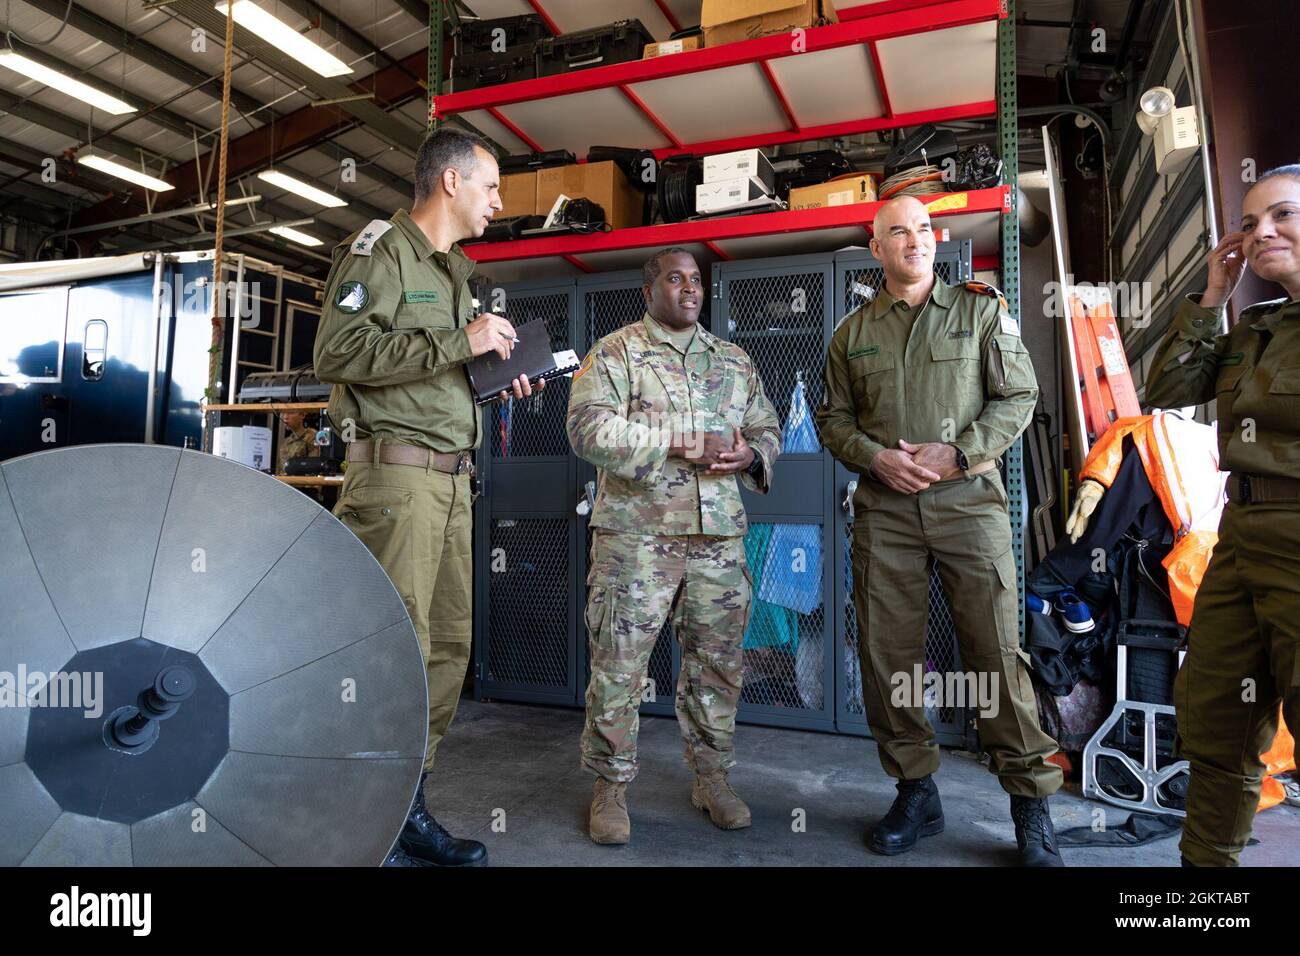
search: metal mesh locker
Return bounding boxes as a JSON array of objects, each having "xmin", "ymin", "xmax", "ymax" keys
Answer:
[
  {"xmin": 714, "ymin": 253, "xmax": 836, "ymax": 732},
  {"xmin": 474, "ymin": 278, "xmax": 581, "ymax": 706}
]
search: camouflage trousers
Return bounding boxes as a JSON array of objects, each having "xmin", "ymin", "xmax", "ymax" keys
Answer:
[{"xmin": 581, "ymin": 529, "xmax": 751, "ymax": 783}]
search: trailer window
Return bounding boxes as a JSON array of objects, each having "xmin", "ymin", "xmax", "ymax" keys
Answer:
[
  {"xmin": 0, "ymin": 287, "xmax": 68, "ymax": 384},
  {"xmin": 82, "ymin": 320, "xmax": 108, "ymax": 381}
]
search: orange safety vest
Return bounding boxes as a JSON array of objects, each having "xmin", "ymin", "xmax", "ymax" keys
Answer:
[{"xmin": 1078, "ymin": 414, "xmax": 1294, "ymax": 810}]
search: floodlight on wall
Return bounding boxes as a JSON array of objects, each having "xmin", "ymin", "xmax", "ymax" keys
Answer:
[
  {"xmin": 76, "ymin": 148, "xmax": 173, "ymax": 191},
  {"xmin": 1135, "ymin": 86, "xmax": 1200, "ymax": 175},
  {"xmin": 1135, "ymin": 86, "xmax": 1175, "ymax": 136},
  {"xmin": 0, "ymin": 49, "xmax": 136, "ymax": 114},
  {"xmin": 215, "ymin": 2, "xmax": 353, "ymax": 77}
]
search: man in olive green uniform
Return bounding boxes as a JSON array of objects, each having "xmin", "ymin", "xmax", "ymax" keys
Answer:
[
  {"xmin": 567, "ymin": 248, "xmax": 781, "ymax": 844},
  {"xmin": 314, "ymin": 127, "xmax": 534, "ymax": 868},
  {"xmin": 815, "ymin": 196, "xmax": 1065, "ymax": 866},
  {"xmin": 1145, "ymin": 166, "xmax": 1300, "ymax": 867}
]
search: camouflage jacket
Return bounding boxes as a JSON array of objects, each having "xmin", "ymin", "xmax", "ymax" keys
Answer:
[{"xmin": 566, "ymin": 313, "xmax": 781, "ymax": 537}]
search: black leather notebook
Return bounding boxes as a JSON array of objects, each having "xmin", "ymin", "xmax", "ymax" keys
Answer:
[{"xmin": 466, "ymin": 318, "xmax": 578, "ymax": 404}]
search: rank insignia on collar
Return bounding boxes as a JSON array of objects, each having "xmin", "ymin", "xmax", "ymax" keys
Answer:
[{"xmin": 336, "ymin": 281, "xmax": 369, "ymax": 314}]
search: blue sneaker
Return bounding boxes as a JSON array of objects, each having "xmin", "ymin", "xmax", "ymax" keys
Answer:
[
  {"xmin": 1026, "ymin": 592, "xmax": 1051, "ymax": 617},
  {"xmin": 1055, "ymin": 590, "xmax": 1094, "ymax": 633}
]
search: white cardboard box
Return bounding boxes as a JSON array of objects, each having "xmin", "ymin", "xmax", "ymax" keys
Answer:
[
  {"xmin": 213, "ymin": 425, "xmax": 273, "ymax": 471},
  {"xmin": 702, "ymin": 149, "xmax": 776, "ymax": 193},
  {"xmin": 695, "ymin": 175, "xmax": 775, "ymax": 215}
]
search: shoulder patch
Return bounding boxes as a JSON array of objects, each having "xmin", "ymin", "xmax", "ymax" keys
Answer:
[
  {"xmin": 1241, "ymin": 297, "xmax": 1287, "ymax": 316},
  {"xmin": 964, "ymin": 280, "xmax": 1010, "ymax": 313},
  {"xmin": 335, "ymin": 280, "xmax": 369, "ymax": 314},
  {"xmin": 572, "ymin": 351, "xmax": 595, "ymax": 381},
  {"xmin": 350, "ymin": 219, "xmax": 394, "ymax": 257}
]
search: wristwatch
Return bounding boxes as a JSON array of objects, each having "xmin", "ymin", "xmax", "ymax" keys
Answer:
[
  {"xmin": 949, "ymin": 444, "xmax": 969, "ymax": 473},
  {"xmin": 745, "ymin": 455, "xmax": 765, "ymax": 481}
]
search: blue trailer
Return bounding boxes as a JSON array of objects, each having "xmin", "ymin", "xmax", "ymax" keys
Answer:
[{"xmin": 0, "ymin": 252, "xmax": 324, "ymax": 461}]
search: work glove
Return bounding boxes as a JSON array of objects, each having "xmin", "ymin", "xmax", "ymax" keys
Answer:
[{"xmin": 1065, "ymin": 478, "xmax": 1105, "ymax": 544}]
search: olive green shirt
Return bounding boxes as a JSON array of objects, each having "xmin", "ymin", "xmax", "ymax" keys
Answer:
[
  {"xmin": 566, "ymin": 313, "xmax": 782, "ymax": 536},
  {"xmin": 313, "ymin": 209, "xmax": 481, "ymax": 453},
  {"xmin": 815, "ymin": 277, "xmax": 1038, "ymax": 476},
  {"xmin": 1145, "ymin": 294, "xmax": 1300, "ymax": 480}
]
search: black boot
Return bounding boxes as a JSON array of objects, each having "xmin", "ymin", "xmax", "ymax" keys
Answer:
[
  {"xmin": 1010, "ymin": 795, "xmax": 1064, "ymax": 867},
  {"xmin": 399, "ymin": 774, "xmax": 488, "ymax": 867},
  {"xmin": 383, "ymin": 845, "xmax": 430, "ymax": 867},
  {"xmin": 866, "ymin": 775, "xmax": 944, "ymax": 856}
]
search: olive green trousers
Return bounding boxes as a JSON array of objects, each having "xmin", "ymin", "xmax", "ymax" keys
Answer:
[
  {"xmin": 1176, "ymin": 502, "xmax": 1300, "ymax": 866},
  {"xmin": 335, "ymin": 458, "xmax": 474, "ymax": 772}
]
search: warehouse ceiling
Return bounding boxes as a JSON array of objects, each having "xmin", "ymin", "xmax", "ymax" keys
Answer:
[{"xmin": 0, "ymin": 0, "xmax": 1155, "ymax": 275}]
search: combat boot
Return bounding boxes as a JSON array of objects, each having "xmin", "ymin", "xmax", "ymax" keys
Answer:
[
  {"xmin": 866, "ymin": 775, "xmax": 944, "ymax": 855},
  {"xmin": 589, "ymin": 778, "xmax": 630, "ymax": 844},
  {"xmin": 399, "ymin": 773, "xmax": 488, "ymax": 867},
  {"xmin": 1010, "ymin": 794, "xmax": 1065, "ymax": 867},
  {"xmin": 382, "ymin": 845, "xmax": 429, "ymax": 867},
  {"xmin": 691, "ymin": 770, "xmax": 752, "ymax": 830}
]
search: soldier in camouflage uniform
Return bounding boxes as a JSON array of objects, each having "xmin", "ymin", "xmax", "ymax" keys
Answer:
[
  {"xmin": 1144, "ymin": 166, "xmax": 1300, "ymax": 867},
  {"xmin": 275, "ymin": 411, "xmax": 319, "ymax": 475},
  {"xmin": 567, "ymin": 248, "xmax": 781, "ymax": 844}
]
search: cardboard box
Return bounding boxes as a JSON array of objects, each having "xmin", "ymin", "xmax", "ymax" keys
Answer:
[
  {"xmin": 212, "ymin": 425, "xmax": 272, "ymax": 471},
  {"xmin": 696, "ymin": 175, "xmax": 773, "ymax": 214},
  {"xmin": 703, "ymin": 148, "xmax": 776, "ymax": 193},
  {"xmin": 788, "ymin": 174, "xmax": 877, "ymax": 210},
  {"xmin": 643, "ymin": 35, "xmax": 703, "ymax": 58},
  {"xmin": 700, "ymin": 0, "xmax": 837, "ymax": 48},
  {"xmin": 536, "ymin": 161, "xmax": 644, "ymax": 230},
  {"xmin": 498, "ymin": 171, "xmax": 537, "ymax": 218}
]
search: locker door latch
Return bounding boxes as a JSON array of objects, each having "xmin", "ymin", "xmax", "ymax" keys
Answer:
[{"xmin": 841, "ymin": 479, "xmax": 858, "ymax": 518}]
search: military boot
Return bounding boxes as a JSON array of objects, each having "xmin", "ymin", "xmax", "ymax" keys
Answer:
[
  {"xmin": 866, "ymin": 775, "xmax": 944, "ymax": 855},
  {"xmin": 382, "ymin": 845, "xmax": 429, "ymax": 867},
  {"xmin": 1010, "ymin": 795, "xmax": 1065, "ymax": 867},
  {"xmin": 589, "ymin": 778, "xmax": 630, "ymax": 845},
  {"xmin": 691, "ymin": 770, "xmax": 752, "ymax": 830},
  {"xmin": 399, "ymin": 773, "xmax": 488, "ymax": 867}
]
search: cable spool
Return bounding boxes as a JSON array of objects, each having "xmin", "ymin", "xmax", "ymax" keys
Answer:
[
  {"xmin": 656, "ymin": 157, "xmax": 702, "ymax": 223},
  {"xmin": 878, "ymin": 164, "xmax": 945, "ymax": 200}
]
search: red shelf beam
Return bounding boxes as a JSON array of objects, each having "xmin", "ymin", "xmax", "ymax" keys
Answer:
[
  {"xmin": 434, "ymin": 0, "xmax": 1004, "ymax": 115},
  {"xmin": 647, "ymin": 100, "xmax": 995, "ymax": 160},
  {"xmin": 464, "ymin": 186, "xmax": 1009, "ymax": 265}
]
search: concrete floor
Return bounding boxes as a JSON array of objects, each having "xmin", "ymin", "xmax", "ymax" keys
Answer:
[{"xmin": 426, "ymin": 698, "xmax": 1299, "ymax": 867}]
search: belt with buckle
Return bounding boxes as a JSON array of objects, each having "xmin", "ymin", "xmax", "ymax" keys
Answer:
[
  {"xmin": 346, "ymin": 440, "xmax": 474, "ymax": 475},
  {"xmin": 1226, "ymin": 473, "xmax": 1300, "ymax": 505}
]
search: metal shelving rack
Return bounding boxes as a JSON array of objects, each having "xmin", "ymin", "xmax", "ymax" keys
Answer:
[{"xmin": 424, "ymin": 0, "xmax": 1031, "ymax": 712}]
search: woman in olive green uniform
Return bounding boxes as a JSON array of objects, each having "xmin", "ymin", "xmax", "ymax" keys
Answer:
[{"xmin": 1145, "ymin": 165, "xmax": 1300, "ymax": 866}]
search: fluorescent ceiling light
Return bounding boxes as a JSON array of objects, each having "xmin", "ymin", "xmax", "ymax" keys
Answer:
[
  {"xmin": 256, "ymin": 169, "xmax": 347, "ymax": 208},
  {"xmin": 269, "ymin": 225, "xmax": 323, "ymax": 247},
  {"xmin": 215, "ymin": 1, "xmax": 353, "ymax": 77},
  {"xmin": 78, "ymin": 152, "xmax": 173, "ymax": 191},
  {"xmin": 0, "ymin": 49, "xmax": 136, "ymax": 115}
]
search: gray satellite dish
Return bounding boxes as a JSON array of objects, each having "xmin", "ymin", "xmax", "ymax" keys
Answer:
[{"xmin": 0, "ymin": 444, "xmax": 426, "ymax": 866}]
